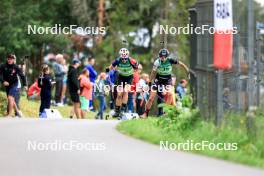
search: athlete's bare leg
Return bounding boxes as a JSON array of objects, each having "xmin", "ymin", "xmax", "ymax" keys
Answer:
[
  {"xmin": 122, "ymin": 84, "xmax": 130, "ymax": 104},
  {"xmin": 113, "ymin": 85, "xmax": 124, "ymax": 117},
  {"xmin": 141, "ymin": 90, "xmax": 157, "ymax": 118},
  {"xmin": 164, "ymin": 85, "xmax": 175, "ymax": 105},
  {"xmin": 115, "ymin": 91, "xmax": 123, "ymax": 107},
  {"xmin": 7, "ymin": 96, "xmax": 15, "ymax": 117}
]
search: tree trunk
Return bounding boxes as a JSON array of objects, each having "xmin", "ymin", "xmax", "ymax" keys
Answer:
[{"xmin": 97, "ymin": 0, "xmax": 105, "ymax": 45}]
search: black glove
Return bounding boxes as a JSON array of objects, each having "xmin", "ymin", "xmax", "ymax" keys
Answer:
[
  {"xmin": 148, "ymin": 82, "xmax": 153, "ymax": 92},
  {"xmin": 148, "ymin": 82, "xmax": 152, "ymax": 87},
  {"xmin": 105, "ymin": 67, "xmax": 110, "ymax": 73}
]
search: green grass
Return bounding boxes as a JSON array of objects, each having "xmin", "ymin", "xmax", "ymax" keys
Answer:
[
  {"xmin": 0, "ymin": 91, "xmax": 96, "ymax": 118},
  {"xmin": 117, "ymin": 108, "xmax": 264, "ymax": 169}
]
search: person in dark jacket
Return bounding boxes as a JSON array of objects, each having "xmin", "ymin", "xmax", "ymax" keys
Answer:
[
  {"xmin": 0, "ymin": 54, "xmax": 27, "ymax": 117},
  {"xmin": 38, "ymin": 64, "xmax": 53, "ymax": 116},
  {"xmin": 67, "ymin": 59, "xmax": 81, "ymax": 119},
  {"xmin": 106, "ymin": 69, "xmax": 118, "ymax": 110}
]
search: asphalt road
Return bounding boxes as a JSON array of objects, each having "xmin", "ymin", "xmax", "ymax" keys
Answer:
[{"xmin": 0, "ymin": 118, "xmax": 263, "ymax": 176}]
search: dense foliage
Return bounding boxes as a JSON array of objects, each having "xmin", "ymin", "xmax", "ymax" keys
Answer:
[
  {"xmin": 1, "ymin": 0, "xmax": 263, "ymax": 80},
  {"xmin": 0, "ymin": 92, "xmax": 7, "ymax": 116}
]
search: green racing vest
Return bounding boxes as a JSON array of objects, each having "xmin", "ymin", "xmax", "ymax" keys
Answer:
[
  {"xmin": 156, "ymin": 58, "xmax": 173, "ymax": 76},
  {"xmin": 117, "ymin": 58, "xmax": 134, "ymax": 77}
]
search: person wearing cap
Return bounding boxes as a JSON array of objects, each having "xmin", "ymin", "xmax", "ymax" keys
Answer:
[
  {"xmin": 0, "ymin": 54, "xmax": 27, "ymax": 117},
  {"xmin": 67, "ymin": 59, "xmax": 81, "ymax": 119}
]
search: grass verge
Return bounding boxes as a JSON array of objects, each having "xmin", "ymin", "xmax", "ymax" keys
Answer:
[
  {"xmin": 0, "ymin": 91, "xmax": 96, "ymax": 118},
  {"xmin": 117, "ymin": 107, "xmax": 264, "ymax": 169}
]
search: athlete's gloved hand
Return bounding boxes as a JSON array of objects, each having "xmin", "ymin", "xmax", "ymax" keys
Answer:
[
  {"xmin": 105, "ymin": 67, "xmax": 110, "ymax": 73},
  {"xmin": 188, "ymin": 69, "xmax": 197, "ymax": 79},
  {"xmin": 148, "ymin": 82, "xmax": 152, "ymax": 92},
  {"xmin": 148, "ymin": 81, "xmax": 152, "ymax": 87}
]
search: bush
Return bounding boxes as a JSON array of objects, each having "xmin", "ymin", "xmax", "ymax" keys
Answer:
[
  {"xmin": 157, "ymin": 104, "xmax": 199, "ymax": 134},
  {"xmin": 181, "ymin": 94, "xmax": 193, "ymax": 108},
  {"xmin": 0, "ymin": 92, "xmax": 7, "ymax": 116}
]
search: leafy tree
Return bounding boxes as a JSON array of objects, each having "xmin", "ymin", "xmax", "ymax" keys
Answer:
[{"xmin": 0, "ymin": 0, "xmax": 74, "ymax": 80}]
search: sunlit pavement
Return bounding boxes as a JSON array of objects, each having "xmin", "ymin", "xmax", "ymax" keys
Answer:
[{"xmin": 0, "ymin": 118, "xmax": 263, "ymax": 176}]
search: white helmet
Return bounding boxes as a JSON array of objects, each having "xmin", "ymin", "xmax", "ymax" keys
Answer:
[{"xmin": 119, "ymin": 48, "xmax": 129, "ymax": 59}]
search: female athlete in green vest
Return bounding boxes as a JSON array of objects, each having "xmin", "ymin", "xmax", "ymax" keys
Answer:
[
  {"xmin": 142, "ymin": 48, "xmax": 189, "ymax": 117},
  {"xmin": 107, "ymin": 48, "xmax": 138, "ymax": 117}
]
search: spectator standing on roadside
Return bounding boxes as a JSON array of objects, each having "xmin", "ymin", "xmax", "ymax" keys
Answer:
[
  {"xmin": 85, "ymin": 56, "xmax": 97, "ymax": 111},
  {"xmin": 14, "ymin": 59, "xmax": 25, "ymax": 117},
  {"xmin": 15, "ymin": 64, "xmax": 22, "ymax": 113},
  {"xmin": 106, "ymin": 69, "xmax": 118, "ymax": 110},
  {"xmin": 0, "ymin": 54, "xmax": 27, "ymax": 117},
  {"xmin": 53, "ymin": 54, "xmax": 66, "ymax": 106},
  {"xmin": 176, "ymin": 79, "xmax": 188, "ymax": 99},
  {"xmin": 136, "ymin": 73, "xmax": 149, "ymax": 116},
  {"xmin": 79, "ymin": 69, "xmax": 93, "ymax": 119},
  {"xmin": 61, "ymin": 58, "xmax": 68, "ymax": 105},
  {"xmin": 67, "ymin": 59, "xmax": 81, "ymax": 119},
  {"xmin": 38, "ymin": 65, "xmax": 53, "ymax": 116},
  {"xmin": 95, "ymin": 72, "xmax": 107, "ymax": 120}
]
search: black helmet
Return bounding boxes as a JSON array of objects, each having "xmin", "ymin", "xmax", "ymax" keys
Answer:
[{"xmin": 159, "ymin": 48, "xmax": 169, "ymax": 57}]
